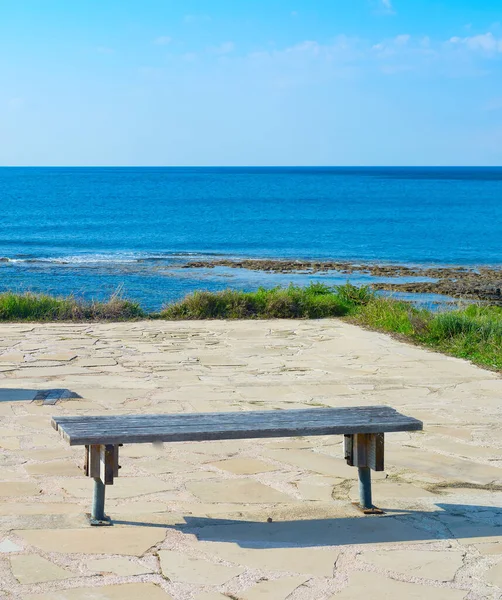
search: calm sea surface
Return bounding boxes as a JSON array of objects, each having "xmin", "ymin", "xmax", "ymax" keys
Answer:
[{"xmin": 1, "ymin": 167, "xmax": 501, "ymax": 310}]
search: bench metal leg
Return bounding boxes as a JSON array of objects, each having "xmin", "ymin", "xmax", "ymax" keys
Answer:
[
  {"xmin": 358, "ymin": 466, "xmax": 372, "ymax": 509},
  {"xmin": 344, "ymin": 433, "xmax": 384, "ymax": 513},
  {"xmin": 92, "ymin": 477, "xmax": 106, "ymax": 522},
  {"xmin": 85, "ymin": 444, "xmax": 119, "ymax": 526}
]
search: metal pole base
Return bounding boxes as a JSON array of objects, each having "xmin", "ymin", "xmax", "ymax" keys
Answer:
[
  {"xmin": 358, "ymin": 466, "xmax": 372, "ymax": 509},
  {"xmin": 354, "ymin": 467, "xmax": 384, "ymax": 514},
  {"xmin": 89, "ymin": 477, "xmax": 112, "ymax": 526}
]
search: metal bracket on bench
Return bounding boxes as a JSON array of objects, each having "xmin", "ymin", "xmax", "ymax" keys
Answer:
[
  {"xmin": 344, "ymin": 433, "xmax": 384, "ymax": 513},
  {"xmin": 84, "ymin": 444, "xmax": 120, "ymax": 526}
]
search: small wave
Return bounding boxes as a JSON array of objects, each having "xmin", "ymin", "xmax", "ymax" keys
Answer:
[{"xmin": 0, "ymin": 251, "xmax": 229, "ymax": 266}]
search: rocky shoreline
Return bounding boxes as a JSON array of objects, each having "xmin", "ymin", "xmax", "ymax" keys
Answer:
[{"xmin": 182, "ymin": 259, "xmax": 502, "ymax": 304}]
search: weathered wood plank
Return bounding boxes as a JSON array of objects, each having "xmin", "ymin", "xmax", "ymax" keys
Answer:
[
  {"xmin": 52, "ymin": 406, "xmax": 423, "ymax": 446},
  {"xmin": 52, "ymin": 406, "xmax": 409, "ymax": 426},
  {"xmin": 52, "ymin": 406, "xmax": 422, "ymax": 446}
]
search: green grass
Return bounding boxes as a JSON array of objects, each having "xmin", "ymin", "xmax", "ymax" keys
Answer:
[
  {"xmin": 160, "ymin": 283, "xmax": 350, "ymax": 320},
  {"xmin": 351, "ymin": 294, "xmax": 502, "ymax": 371},
  {"xmin": 0, "ymin": 292, "xmax": 144, "ymax": 321},
  {"xmin": 1, "ymin": 284, "xmax": 501, "ymax": 371}
]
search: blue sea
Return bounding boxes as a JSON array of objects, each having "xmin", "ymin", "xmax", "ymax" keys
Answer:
[{"xmin": 1, "ymin": 167, "xmax": 501, "ymax": 311}]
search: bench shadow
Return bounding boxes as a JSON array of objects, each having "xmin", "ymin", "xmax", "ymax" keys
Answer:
[
  {"xmin": 112, "ymin": 503, "xmax": 502, "ymax": 548},
  {"xmin": 0, "ymin": 388, "xmax": 81, "ymax": 402}
]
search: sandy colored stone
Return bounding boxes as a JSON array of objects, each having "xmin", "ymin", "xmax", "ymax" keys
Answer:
[
  {"xmin": 237, "ymin": 576, "xmax": 309, "ymax": 599},
  {"xmin": 266, "ymin": 448, "xmax": 385, "ymax": 479},
  {"xmin": 194, "ymin": 593, "xmax": 229, "ymax": 600},
  {"xmin": 138, "ymin": 458, "xmax": 192, "ymax": 474},
  {"xmin": 485, "ymin": 562, "xmax": 502, "ymax": 587},
  {"xmin": 10, "ymin": 554, "xmax": 77, "ymax": 584},
  {"xmin": 361, "ymin": 549, "xmax": 464, "ymax": 581},
  {"xmin": 349, "ymin": 480, "xmax": 434, "ymax": 501},
  {"xmin": 428, "ymin": 426, "xmax": 473, "ymax": 441},
  {"xmin": 196, "ymin": 541, "xmax": 338, "ymax": 576},
  {"xmin": 0, "ymin": 539, "xmax": 22, "ymax": 553},
  {"xmin": 210, "ymin": 458, "xmax": 278, "ymax": 474},
  {"xmin": 331, "ymin": 571, "xmax": 467, "ymax": 599},
  {"xmin": 0, "ymin": 482, "xmax": 41, "ymax": 497},
  {"xmin": 0, "ymin": 437, "xmax": 20, "ymax": 450},
  {"xmin": 0, "ymin": 427, "xmax": 22, "ymax": 437},
  {"xmin": 426, "ymin": 437, "xmax": 498, "ymax": 459},
  {"xmin": 158, "ymin": 549, "xmax": 244, "ymax": 584},
  {"xmin": 76, "ymin": 357, "xmax": 117, "ymax": 367},
  {"xmin": 0, "ymin": 353, "xmax": 24, "ymax": 362},
  {"xmin": 386, "ymin": 447, "xmax": 502, "ymax": 484},
  {"xmin": 296, "ymin": 481, "xmax": 339, "ymax": 502},
  {"xmin": 21, "ymin": 447, "xmax": 73, "ymax": 460},
  {"xmin": 86, "ymin": 557, "xmax": 153, "ymax": 576},
  {"xmin": 26, "ymin": 460, "xmax": 81, "ymax": 477},
  {"xmin": 16, "ymin": 527, "xmax": 166, "ymax": 555},
  {"xmin": 475, "ymin": 542, "xmax": 502, "ymax": 555},
  {"xmin": 62, "ymin": 476, "xmax": 174, "ymax": 499},
  {"xmin": 22, "ymin": 583, "xmax": 174, "ymax": 600},
  {"xmin": 0, "ymin": 502, "xmax": 81, "ymax": 516},
  {"xmin": 186, "ymin": 479, "xmax": 295, "ymax": 504},
  {"xmin": 37, "ymin": 353, "xmax": 77, "ymax": 361}
]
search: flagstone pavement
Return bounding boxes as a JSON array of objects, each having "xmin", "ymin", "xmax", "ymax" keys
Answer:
[{"xmin": 0, "ymin": 319, "xmax": 501, "ymax": 599}]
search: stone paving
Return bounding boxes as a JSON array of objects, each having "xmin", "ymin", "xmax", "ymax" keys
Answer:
[{"xmin": 0, "ymin": 320, "xmax": 501, "ymax": 599}]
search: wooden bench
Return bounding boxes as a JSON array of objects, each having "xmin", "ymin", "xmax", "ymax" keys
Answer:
[{"xmin": 52, "ymin": 406, "xmax": 423, "ymax": 525}]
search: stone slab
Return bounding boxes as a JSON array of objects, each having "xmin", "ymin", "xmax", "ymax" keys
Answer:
[
  {"xmin": 10, "ymin": 554, "xmax": 77, "ymax": 584},
  {"xmin": 15, "ymin": 527, "xmax": 166, "ymax": 556},
  {"xmin": 210, "ymin": 458, "xmax": 278, "ymax": 474},
  {"xmin": 22, "ymin": 583, "xmax": 174, "ymax": 600},
  {"xmin": 331, "ymin": 571, "xmax": 467, "ymax": 599},
  {"xmin": 0, "ymin": 482, "xmax": 41, "ymax": 497},
  {"xmin": 0, "ymin": 539, "xmax": 22, "ymax": 553},
  {"xmin": 25, "ymin": 460, "xmax": 82, "ymax": 477},
  {"xmin": 361, "ymin": 549, "xmax": 465, "ymax": 581},
  {"xmin": 62, "ymin": 477, "xmax": 175, "ymax": 499},
  {"xmin": 86, "ymin": 557, "xmax": 153, "ymax": 576},
  {"xmin": 265, "ymin": 448, "xmax": 386, "ymax": 479},
  {"xmin": 186, "ymin": 479, "xmax": 296, "ymax": 504},
  {"xmin": 485, "ymin": 562, "xmax": 502, "ymax": 587},
  {"xmin": 195, "ymin": 541, "xmax": 338, "ymax": 576},
  {"xmin": 158, "ymin": 550, "xmax": 244, "ymax": 584},
  {"xmin": 237, "ymin": 576, "xmax": 309, "ymax": 599},
  {"xmin": 0, "ymin": 503, "xmax": 82, "ymax": 516}
]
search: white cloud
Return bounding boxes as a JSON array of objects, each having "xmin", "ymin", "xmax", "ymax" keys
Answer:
[
  {"xmin": 449, "ymin": 32, "xmax": 502, "ymax": 54},
  {"xmin": 395, "ymin": 34, "xmax": 410, "ymax": 46},
  {"xmin": 380, "ymin": 0, "xmax": 395, "ymax": 14},
  {"xmin": 210, "ymin": 41, "xmax": 235, "ymax": 55},
  {"xmin": 372, "ymin": 34, "xmax": 411, "ymax": 57},
  {"xmin": 96, "ymin": 46, "xmax": 114, "ymax": 54},
  {"xmin": 154, "ymin": 36, "xmax": 172, "ymax": 46},
  {"xmin": 184, "ymin": 14, "xmax": 211, "ymax": 24}
]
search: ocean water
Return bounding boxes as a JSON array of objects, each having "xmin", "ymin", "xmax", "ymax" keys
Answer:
[{"xmin": 1, "ymin": 167, "xmax": 501, "ymax": 311}]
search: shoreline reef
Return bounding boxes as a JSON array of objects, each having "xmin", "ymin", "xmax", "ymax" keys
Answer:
[{"xmin": 182, "ymin": 259, "xmax": 502, "ymax": 304}]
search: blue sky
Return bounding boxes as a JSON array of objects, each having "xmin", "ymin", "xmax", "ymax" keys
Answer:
[{"xmin": 1, "ymin": 0, "xmax": 502, "ymax": 165}]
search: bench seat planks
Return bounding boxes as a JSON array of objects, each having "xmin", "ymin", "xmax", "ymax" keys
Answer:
[{"xmin": 52, "ymin": 406, "xmax": 423, "ymax": 446}]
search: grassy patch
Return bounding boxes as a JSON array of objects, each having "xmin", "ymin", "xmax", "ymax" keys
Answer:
[
  {"xmin": 160, "ymin": 283, "xmax": 350, "ymax": 320},
  {"xmin": 351, "ymin": 294, "xmax": 502, "ymax": 371},
  {"xmin": 0, "ymin": 292, "xmax": 144, "ymax": 321}
]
